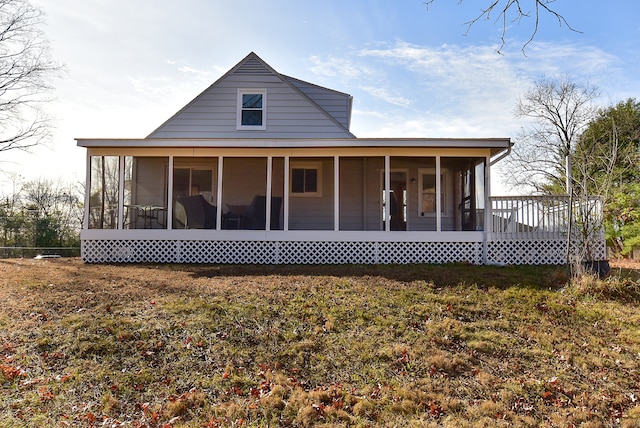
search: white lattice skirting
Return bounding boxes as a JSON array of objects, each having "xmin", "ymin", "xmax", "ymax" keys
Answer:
[
  {"xmin": 82, "ymin": 238, "xmax": 606, "ymax": 265},
  {"xmin": 82, "ymin": 239, "xmax": 485, "ymax": 264},
  {"xmin": 487, "ymin": 240, "xmax": 568, "ymax": 265},
  {"xmin": 487, "ymin": 239, "xmax": 606, "ymax": 265}
]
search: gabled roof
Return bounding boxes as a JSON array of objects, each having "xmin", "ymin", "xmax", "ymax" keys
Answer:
[
  {"xmin": 282, "ymin": 74, "xmax": 352, "ymax": 130},
  {"xmin": 147, "ymin": 52, "xmax": 355, "ymax": 139}
]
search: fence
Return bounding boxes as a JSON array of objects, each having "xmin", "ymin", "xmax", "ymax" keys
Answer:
[{"xmin": 0, "ymin": 247, "xmax": 81, "ymax": 259}]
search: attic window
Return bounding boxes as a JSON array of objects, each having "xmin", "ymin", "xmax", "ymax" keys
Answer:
[{"xmin": 237, "ymin": 89, "xmax": 266, "ymax": 130}]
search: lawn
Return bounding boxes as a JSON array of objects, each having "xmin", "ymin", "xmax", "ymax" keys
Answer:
[{"xmin": 0, "ymin": 258, "xmax": 639, "ymax": 427}]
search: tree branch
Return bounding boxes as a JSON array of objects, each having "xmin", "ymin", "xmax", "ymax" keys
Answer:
[
  {"xmin": 0, "ymin": 0, "xmax": 60, "ymax": 153},
  {"xmin": 425, "ymin": 0, "xmax": 582, "ymax": 54}
]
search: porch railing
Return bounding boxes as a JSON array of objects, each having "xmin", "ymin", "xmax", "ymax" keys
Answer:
[{"xmin": 489, "ymin": 195, "xmax": 603, "ymax": 241}]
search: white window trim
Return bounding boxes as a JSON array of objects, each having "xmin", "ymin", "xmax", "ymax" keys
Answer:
[
  {"xmin": 418, "ymin": 167, "xmax": 449, "ymax": 217},
  {"xmin": 290, "ymin": 161, "xmax": 323, "ymax": 197},
  {"xmin": 237, "ymin": 89, "xmax": 267, "ymax": 130}
]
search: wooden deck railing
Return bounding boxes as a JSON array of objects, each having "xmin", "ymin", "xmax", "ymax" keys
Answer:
[{"xmin": 489, "ymin": 195, "xmax": 603, "ymax": 240}]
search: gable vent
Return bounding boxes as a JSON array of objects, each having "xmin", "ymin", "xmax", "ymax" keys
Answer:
[{"xmin": 236, "ymin": 58, "xmax": 272, "ymax": 75}]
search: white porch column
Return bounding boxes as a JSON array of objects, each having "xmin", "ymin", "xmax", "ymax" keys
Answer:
[
  {"xmin": 284, "ymin": 156, "xmax": 290, "ymax": 231},
  {"xmin": 484, "ymin": 155, "xmax": 492, "ymax": 236},
  {"xmin": 167, "ymin": 156, "xmax": 174, "ymax": 230},
  {"xmin": 334, "ymin": 156, "xmax": 339, "ymax": 231},
  {"xmin": 435, "ymin": 156, "xmax": 441, "ymax": 232},
  {"xmin": 384, "ymin": 155, "xmax": 390, "ymax": 231},
  {"xmin": 266, "ymin": 155, "xmax": 273, "ymax": 231},
  {"xmin": 483, "ymin": 155, "xmax": 491, "ymax": 264},
  {"xmin": 83, "ymin": 152, "xmax": 91, "ymax": 230},
  {"xmin": 117, "ymin": 156, "xmax": 125, "ymax": 229},
  {"xmin": 216, "ymin": 156, "xmax": 223, "ymax": 230}
]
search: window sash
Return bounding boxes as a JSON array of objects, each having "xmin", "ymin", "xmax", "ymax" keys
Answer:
[
  {"xmin": 237, "ymin": 89, "xmax": 266, "ymax": 130},
  {"xmin": 418, "ymin": 168, "xmax": 446, "ymax": 216},
  {"xmin": 290, "ymin": 161, "xmax": 322, "ymax": 197},
  {"xmin": 291, "ymin": 168, "xmax": 318, "ymax": 193}
]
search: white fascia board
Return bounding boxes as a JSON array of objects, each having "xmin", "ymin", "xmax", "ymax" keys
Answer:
[{"xmin": 76, "ymin": 137, "xmax": 511, "ymax": 149}]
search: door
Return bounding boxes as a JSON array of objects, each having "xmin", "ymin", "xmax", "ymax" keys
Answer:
[
  {"xmin": 382, "ymin": 170, "xmax": 407, "ymax": 231},
  {"xmin": 460, "ymin": 166, "xmax": 475, "ymax": 231},
  {"xmin": 459, "ymin": 159, "xmax": 485, "ymax": 231}
]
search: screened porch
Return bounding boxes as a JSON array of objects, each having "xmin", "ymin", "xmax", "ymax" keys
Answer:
[{"xmin": 86, "ymin": 154, "xmax": 489, "ymax": 234}]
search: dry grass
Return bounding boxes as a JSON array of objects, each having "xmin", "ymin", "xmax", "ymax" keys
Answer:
[{"xmin": 0, "ymin": 258, "xmax": 639, "ymax": 427}]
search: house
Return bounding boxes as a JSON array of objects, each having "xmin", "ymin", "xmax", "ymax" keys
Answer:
[{"xmin": 77, "ymin": 52, "xmax": 605, "ymax": 265}]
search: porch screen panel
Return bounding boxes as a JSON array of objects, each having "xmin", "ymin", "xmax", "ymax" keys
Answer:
[
  {"xmin": 389, "ymin": 157, "xmax": 436, "ymax": 231},
  {"xmin": 123, "ymin": 156, "xmax": 133, "ymax": 225},
  {"xmin": 339, "ymin": 157, "xmax": 384, "ymax": 231},
  {"xmin": 270, "ymin": 157, "xmax": 284, "ymax": 230},
  {"xmin": 474, "ymin": 160, "xmax": 485, "ymax": 231},
  {"xmin": 289, "ymin": 157, "xmax": 334, "ymax": 231},
  {"xmin": 441, "ymin": 157, "xmax": 485, "ymax": 231},
  {"xmin": 88, "ymin": 156, "xmax": 119, "ymax": 229},
  {"xmin": 124, "ymin": 157, "xmax": 168, "ymax": 230},
  {"xmin": 172, "ymin": 157, "xmax": 218, "ymax": 230},
  {"xmin": 222, "ymin": 157, "xmax": 268, "ymax": 230}
]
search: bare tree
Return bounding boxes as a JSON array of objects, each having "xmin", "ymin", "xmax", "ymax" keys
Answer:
[
  {"xmin": 0, "ymin": 0, "xmax": 60, "ymax": 153},
  {"xmin": 425, "ymin": 0, "xmax": 580, "ymax": 53},
  {"xmin": 15, "ymin": 176, "xmax": 81, "ymax": 246},
  {"xmin": 504, "ymin": 77, "xmax": 599, "ymax": 195},
  {"xmin": 506, "ymin": 77, "xmax": 604, "ymax": 270}
]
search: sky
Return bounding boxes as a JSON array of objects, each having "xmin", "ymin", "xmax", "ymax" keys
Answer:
[{"xmin": 2, "ymin": 0, "xmax": 640, "ymax": 194}]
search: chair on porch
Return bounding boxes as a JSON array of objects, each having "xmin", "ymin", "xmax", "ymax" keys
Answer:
[
  {"xmin": 174, "ymin": 195, "xmax": 217, "ymax": 229},
  {"xmin": 241, "ymin": 195, "xmax": 282, "ymax": 230}
]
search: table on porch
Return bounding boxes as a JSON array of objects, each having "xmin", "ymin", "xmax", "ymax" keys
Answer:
[{"xmin": 124, "ymin": 204, "xmax": 167, "ymax": 229}]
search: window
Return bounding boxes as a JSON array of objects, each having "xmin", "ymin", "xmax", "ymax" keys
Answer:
[
  {"xmin": 290, "ymin": 162, "xmax": 322, "ymax": 196},
  {"xmin": 418, "ymin": 168, "xmax": 446, "ymax": 216},
  {"xmin": 173, "ymin": 168, "xmax": 213, "ymax": 198},
  {"xmin": 237, "ymin": 89, "xmax": 266, "ymax": 130}
]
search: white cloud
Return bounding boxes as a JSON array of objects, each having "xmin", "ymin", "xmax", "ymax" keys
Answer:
[
  {"xmin": 308, "ymin": 55, "xmax": 378, "ymax": 80},
  {"xmin": 313, "ymin": 39, "xmax": 623, "ymax": 142},
  {"xmin": 360, "ymin": 86, "xmax": 412, "ymax": 107},
  {"xmin": 511, "ymin": 42, "xmax": 620, "ymax": 78},
  {"xmin": 177, "ymin": 66, "xmax": 208, "ymax": 75}
]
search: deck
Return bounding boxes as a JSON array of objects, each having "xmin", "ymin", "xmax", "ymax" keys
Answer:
[{"xmin": 81, "ymin": 196, "xmax": 605, "ymax": 265}]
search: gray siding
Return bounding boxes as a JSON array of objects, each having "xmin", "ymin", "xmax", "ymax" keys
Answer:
[
  {"xmin": 339, "ymin": 157, "xmax": 384, "ymax": 231},
  {"xmin": 339, "ymin": 158, "xmax": 365, "ymax": 230},
  {"xmin": 221, "ymin": 158, "xmax": 268, "ymax": 207},
  {"xmin": 289, "ymin": 158, "xmax": 334, "ymax": 230},
  {"xmin": 284, "ymin": 76, "xmax": 351, "ymax": 130},
  {"xmin": 148, "ymin": 54, "xmax": 354, "ymax": 140}
]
